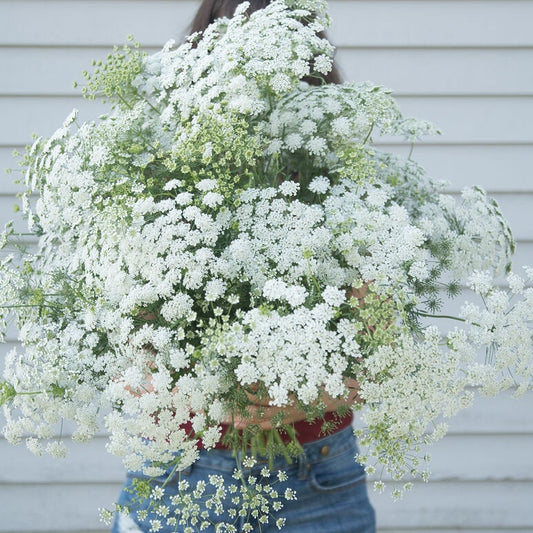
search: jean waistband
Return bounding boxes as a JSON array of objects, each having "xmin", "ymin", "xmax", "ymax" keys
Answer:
[{"xmin": 179, "ymin": 424, "xmax": 357, "ymax": 476}]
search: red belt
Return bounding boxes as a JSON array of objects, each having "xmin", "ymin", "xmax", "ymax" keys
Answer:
[{"xmin": 181, "ymin": 410, "xmax": 354, "ymax": 450}]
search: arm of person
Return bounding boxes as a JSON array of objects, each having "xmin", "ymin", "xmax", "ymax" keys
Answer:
[{"xmin": 231, "ymin": 378, "xmax": 361, "ymax": 430}]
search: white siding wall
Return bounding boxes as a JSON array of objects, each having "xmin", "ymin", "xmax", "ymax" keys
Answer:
[{"xmin": 0, "ymin": 1, "xmax": 532, "ymax": 531}]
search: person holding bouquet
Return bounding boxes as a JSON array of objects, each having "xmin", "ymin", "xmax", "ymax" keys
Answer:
[
  {"xmin": 2, "ymin": 0, "xmax": 530, "ymax": 532},
  {"xmin": 111, "ymin": 1, "xmax": 376, "ymax": 531}
]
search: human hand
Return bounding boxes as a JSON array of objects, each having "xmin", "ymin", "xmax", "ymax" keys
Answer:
[{"xmin": 229, "ymin": 379, "xmax": 361, "ymax": 430}]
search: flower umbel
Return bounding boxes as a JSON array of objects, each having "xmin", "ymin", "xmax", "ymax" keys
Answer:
[{"xmin": 0, "ymin": 0, "xmax": 530, "ymax": 526}]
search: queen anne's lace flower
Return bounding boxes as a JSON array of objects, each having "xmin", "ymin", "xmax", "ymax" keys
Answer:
[{"xmin": 0, "ymin": 0, "xmax": 529, "ymax": 528}]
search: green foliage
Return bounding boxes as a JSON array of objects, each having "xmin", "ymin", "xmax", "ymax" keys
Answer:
[
  {"xmin": 80, "ymin": 36, "xmax": 146, "ymax": 108},
  {"xmin": 222, "ymin": 424, "xmax": 304, "ymax": 469},
  {"xmin": 128, "ymin": 478, "xmax": 152, "ymax": 501},
  {"xmin": 0, "ymin": 381, "xmax": 16, "ymax": 406},
  {"xmin": 163, "ymin": 115, "xmax": 263, "ymax": 204},
  {"xmin": 49, "ymin": 383, "xmax": 67, "ymax": 398},
  {"xmin": 333, "ymin": 145, "xmax": 380, "ymax": 186}
]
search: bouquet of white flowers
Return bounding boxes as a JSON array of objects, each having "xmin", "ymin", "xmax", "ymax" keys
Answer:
[{"xmin": 1, "ymin": 0, "xmax": 532, "ymax": 529}]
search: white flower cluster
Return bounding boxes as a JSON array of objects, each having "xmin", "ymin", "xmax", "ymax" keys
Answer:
[
  {"xmin": 462, "ymin": 269, "xmax": 533, "ymax": 397},
  {"xmin": 417, "ymin": 186, "xmax": 514, "ymax": 279},
  {"xmin": 264, "ymin": 83, "xmax": 403, "ymax": 158},
  {"xmin": 104, "ymin": 457, "xmax": 292, "ymax": 532},
  {"xmin": 0, "ymin": 0, "xmax": 530, "ymax": 522},
  {"xmin": 142, "ymin": 0, "xmax": 334, "ymax": 123},
  {"xmin": 213, "ymin": 304, "xmax": 352, "ymax": 407},
  {"xmin": 356, "ymin": 266, "xmax": 533, "ymax": 490}
]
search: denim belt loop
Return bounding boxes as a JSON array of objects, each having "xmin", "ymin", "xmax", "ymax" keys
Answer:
[
  {"xmin": 297, "ymin": 451, "xmax": 310, "ymax": 480},
  {"xmin": 236, "ymin": 450, "xmax": 244, "ymax": 473}
]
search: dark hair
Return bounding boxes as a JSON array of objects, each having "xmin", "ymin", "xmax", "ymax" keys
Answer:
[{"xmin": 187, "ymin": 0, "xmax": 342, "ymax": 85}]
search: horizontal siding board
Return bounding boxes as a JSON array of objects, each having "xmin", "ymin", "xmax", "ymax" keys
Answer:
[
  {"xmin": 381, "ymin": 531, "xmax": 533, "ymax": 533},
  {"xmin": 0, "ymin": 149, "xmax": 24, "ymax": 195},
  {"xmin": 329, "ymin": 1, "xmax": 533, "ymax": 48},
  {"xmin": 338, "ymin": 48, "xmax": 533, "ymax": 96},
  {"xmin": 486, "ymin": 193, "xmax": 533, "ymax": 242},
  {"xmin": 4, "ymin": 144, "xmax": 533, "ymax": 194},
  {"xmin": 0, "ymin": 0, "xmax": 198, "ymax": 47},
  {"xmin": 0, "ymin": 47, "xmax": 125, "ymax": 97},
  {"xmin": 0, "ymin": 207, "xmax": 32, "ymax": 236},
  {"xmin": 371, "ymin": 433, "xmax": 533, "ymax": 482},
  {"xmin": 2, "ymin": 1, "xmax": 533, "ymax": 48},
  {"xmin": 380, "ymin": 143, "xmax": 533, "ymax": 193},
  {"xmin": 381, "ymin": 96, "xmax": 533, "ymax": 144},
  {"xmin": 511, "ymin": 241, "xmax": 533, "ymax": 268},
  {"xmin": 2, "ymin": 47, "xmax": 533, "ymax": 97},
  {"xmin": 0, "ymin": 197, "xmax": 21, "ymax": 230},
  {"xmin": 2, "ymin": 95, "xmax": 533, "ymax": 146},
  {"xmin": 0, "ymin": 96, "xmax": 109, "ymax": 145},
  {"xmin": 1, "ymin": 432, "xmax": 532, "ymax": 484},
  {"xmin": 0, "ymin": 438, "xmax": 124, "ymax": 484},
  {"xmin": 0, "ymin": 483, "xmax": 120, "ymax": 532},
  {"xmin": 371, "ymin": 481, "xmax": 533, "ymax": 529}
]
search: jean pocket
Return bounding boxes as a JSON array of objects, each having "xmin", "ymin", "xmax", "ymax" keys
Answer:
[{"xmin": 308, "ymin": 451, "xmax": 366, "ymax": 493}]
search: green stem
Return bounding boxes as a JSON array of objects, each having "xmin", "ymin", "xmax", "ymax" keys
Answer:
[
  {"xmin": 0, "ymin": 303, "xmax": 59, "ymax": 310},
  {"xmin": 117, "ymin": 93, "xmax": 133, "ymax": 110},
  {"xmin": 361, "ymin": 122, "xmax": 375, "ymax": 145},
  {"xmin": 416, "ymin": 312, "xmax": 466, "ymax": 323},
  {"xmin": 304, "ymin": 256, "xmax": 321, "ymax": 295},
  {"xmin": 138, "ymin": 92, "xmax": 160, "ymax": 115},
  {"xmin": 6, "ymin": 388, "xmax": 60, "ymax": 398},
  {"xmin": 416, "ymin": 311, "xmax": 482, "ymax": 329},
  {"xmin": 161, "ymin": 459, "xmax": 181, "ymax": 489}
]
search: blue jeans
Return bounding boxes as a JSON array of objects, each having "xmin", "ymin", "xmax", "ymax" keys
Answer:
[{"xmin": 112, "ymin": 425, "xmax": 376, "ymax": 533}]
